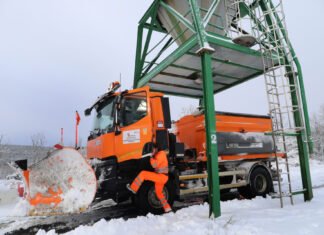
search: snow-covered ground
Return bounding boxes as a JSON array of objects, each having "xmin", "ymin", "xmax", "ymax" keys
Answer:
[{"xmin": 1, "ymin": 157, "xmax": 324, "ymax": 235}]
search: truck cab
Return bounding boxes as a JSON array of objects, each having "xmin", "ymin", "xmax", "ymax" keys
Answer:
[{"xmin": 87, "ymin": 85, "xmax": 171, "ymax": 162}]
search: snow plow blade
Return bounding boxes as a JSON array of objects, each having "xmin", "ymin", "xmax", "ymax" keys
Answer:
[{"xmin": 21, "ymin": 147, "xmax": 97, "ymax": 216}]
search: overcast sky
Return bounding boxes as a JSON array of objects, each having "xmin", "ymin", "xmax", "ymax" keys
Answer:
[{"xmin": 0, "ymin": 0, "xmax": 323, "ymax": 146}]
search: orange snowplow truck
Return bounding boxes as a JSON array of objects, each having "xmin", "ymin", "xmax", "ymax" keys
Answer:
[{"xmin": 86, "ymin": 82, "xmax": 279, "ymax": 214}]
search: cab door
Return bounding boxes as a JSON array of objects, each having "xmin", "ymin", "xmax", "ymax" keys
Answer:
[{"xmin": 114, "ymin": 89, "xmax": 153, "ymax": 162}]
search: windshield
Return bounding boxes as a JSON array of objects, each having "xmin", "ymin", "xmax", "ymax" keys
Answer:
[{"xmin": 92, "ymin": 96, "xmax": 116, "ymax": 133}]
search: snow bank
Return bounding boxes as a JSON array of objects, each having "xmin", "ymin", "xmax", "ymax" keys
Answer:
[
  {"xmin": 9, "ymin": 198, "xmax": 30, "ymax": 216},
  {"xmin": 0, "ymin": 179, "xmax": 20, "ymax": 205},
  {"xmin": 36, "ymin": 188, "xmax": 324, "ymax": 235},
  {"xmin": 35, "ymin": 156, "xmax": 324, "ymax": 235},
  {"xmin": 1, "ymin": 155, "xmax": 324, "ymax": 235}
]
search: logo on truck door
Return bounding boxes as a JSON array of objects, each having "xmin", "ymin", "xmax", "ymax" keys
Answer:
[{"xmin": 123, "ymin": 129, "xmax": 140, "ymax": 144}]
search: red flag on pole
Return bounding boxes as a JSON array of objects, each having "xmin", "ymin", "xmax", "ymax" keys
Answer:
[{"xmin": 76, "ymin": 111, "xmax": 81, "ymax": 126}]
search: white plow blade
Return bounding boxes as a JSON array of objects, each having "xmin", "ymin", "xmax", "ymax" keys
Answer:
[{"xmin": 26, "ymin": 147, "xmax": 97, "ymax": 215}]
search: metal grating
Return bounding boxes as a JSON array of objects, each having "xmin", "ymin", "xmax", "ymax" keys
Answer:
[{"xmin": 146, "ymin": 40, "xmax": 273, "ymax": 97}]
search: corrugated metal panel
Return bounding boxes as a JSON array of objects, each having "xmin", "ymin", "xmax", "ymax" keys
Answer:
[
  {"xmin": 152, "ymin": 74, "xmax": 225, "ymax": 91},
  {"xmin": 211, "ymin": 60, "xmax": 257, "ymax": 79},
  {"xmin": 213, "ymin": 75, "xmax": 239, "ymax": 84},
  {"xmin": 148, "ymin": 82, "xmax": 204, "ymax": 97},
  {"xmin": 163, "ymin": 66, "xmax": 195, "ymax": 77},
  {"xmin": 173, "ymin": 54, "xmax": 201, "ymax": 70},
  {"xmin": 191, "ymin": 44, "xmax": 267, "ymax": 71}
]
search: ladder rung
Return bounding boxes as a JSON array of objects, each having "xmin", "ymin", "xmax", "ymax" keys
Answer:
[
  {"xmin": 275, "ymin": 181, "xmax": 292, "ymax": 186},
  {"xmin": 291, "ymin": 189, "xmax": 307, "ymax": 196},
  {"xmin": 278, "ymin": 163, "xmax": 295, "ymax": 167},
  {"xmin": 279, "ymin": 172, "xmax": 290, "ymax": 175},
  {"xmin": 270, "ymin": 108, "xmax": 299, "ymax": 113},
  {"xmin": 266, "ymin": 84, "xmax": 277, "ymax": 87},
  {"xmin": 285, "ymin": 71, "xmax": 298, "ymax": 78},
  {"xmin": 268, "ymin": 91, "xmax": 297, "ymax": 96},
  {"xmin": 268, "ymin": 102, "xmax": 279, "ymax": 105},
  {"xmin": 270, "ymin": 192, "xmax": 292, "ymax": 198}
]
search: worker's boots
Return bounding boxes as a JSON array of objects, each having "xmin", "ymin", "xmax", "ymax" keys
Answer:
[
  {"xmin": 126, "ymin": 184, "xmax": 136, "ymax": 194},
  {"xmin": 164, "ymin": 207, "xmax": 172, "ymax": 213}
]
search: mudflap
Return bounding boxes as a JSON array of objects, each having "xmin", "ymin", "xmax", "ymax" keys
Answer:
[{"xmin": 21, "ymin": 147, "xmax": 97, "ymax": 216}]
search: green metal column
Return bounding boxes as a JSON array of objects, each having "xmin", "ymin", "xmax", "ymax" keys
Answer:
[
  {"xmin": 188, "ymin": 0, "xmax": 221, "ymax": 218},
  {"xmin": 134, "ymin": 1, "xmax": 159, "ymax": 89},
  {"xmin": 133, "ymin": 24, "xmax": 144, "ymax": 89},
  {"xmin": 201, "ymin": 52, "xmax": 221, "ymax": 217},
  {"xmin": 287, "ymin": 73, "xmax": 313, "ymax": 201},
  {"xmin": 293, "ymin": 59, "xmax": 314, "ymax": 155}
]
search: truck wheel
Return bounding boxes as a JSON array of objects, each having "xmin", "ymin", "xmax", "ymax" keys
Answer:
[
  {"xmin": 238, "ymin": 167, "xmax": 272, "ymax": 199},
  {"xmin": 136, "ymin": 180, "xmax": 175, "ymax": 214}
]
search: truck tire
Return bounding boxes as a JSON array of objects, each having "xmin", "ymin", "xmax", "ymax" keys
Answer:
[
  {"xmin": 135, "ymin": 180, "xmax": 175, "ymax": 214},
  {"xmin": 238, "ymin": 167, "xmax": 272, "ymax": 199}
]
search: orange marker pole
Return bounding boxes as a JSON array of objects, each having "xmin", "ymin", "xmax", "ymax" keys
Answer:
[
  {"xmin": 75, "ymin": 123, "xmax": 78, "ymax": 149},
  {"xmin": 75, "ymin": 111, "xmax": 80, "ymax": 149}
]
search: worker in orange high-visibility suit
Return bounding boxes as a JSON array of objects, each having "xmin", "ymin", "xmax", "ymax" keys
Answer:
[{"xmin": 126, "ymin": 143, "xmax": 172, "ymax": 213}]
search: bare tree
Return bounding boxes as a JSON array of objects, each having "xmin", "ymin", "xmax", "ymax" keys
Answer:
[
  {"xmin": 0, "ymin": 134, "xmax": 3, "ymax": 158},
  {"xmin": 30, "ymin": 132, "xmax": 47, "ymax": 163},
  {"xmin": 31, "ymin": 133, "xmax": 46, "ymax": 147},
  {"xmin": 0, "ymin": 134, "xmax": 8, "ymax": 157},
  {"xmin": 179, "ymin": 104, "xmax": 197, "ymax": 119},
  {"xmin": 310, "ymin": 104, "xmax": 324, "ymax": 160}
]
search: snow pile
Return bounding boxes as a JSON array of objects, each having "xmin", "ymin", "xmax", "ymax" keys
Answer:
[
  {"xmin": 0, "ymin": 179, "xmax": 20, "ymax": 205},
  {"xmin": 0, "ymin": 180, "xmax": 11, "ymax": 192},
  {"xmin": 9, "ymin": 198, "xmax": 30, "ymax": 216},
  {"xmin": 61, "ymin": 188, "xmax": 90, "ymax": 213},
  {"xmin": 35, "ymin": 156, "xmax": 324, "ymax": 235},
  {"xmin": 0, "ymin": 179, "xmax": 30, "ymax": 217},
  {"xmin": 0, "ymin": 179, "xmax": 20, "ymax": 192},
  {"xmin": 37, "ymin": 190, "xmax": 324, "ymax": 235},
  {"xmin": 1, "ymin": 154, "xmax": 324, "ymax": 235}
]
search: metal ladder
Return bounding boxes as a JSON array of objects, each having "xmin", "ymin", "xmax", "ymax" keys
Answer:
[
  {"xmin": 250, "ymin": 0, "xmax": 308, "ymax": 207},
  {"xmin": 224, "ymin": 0, "xmax": 312, "ymax": 207},
  {"xmin": 225, "ymin": 0, "xmax": 255, "ymax": 39},
  {"xmin": 225, "ymin": 0, "xmax": 239, "ymax": 38}
]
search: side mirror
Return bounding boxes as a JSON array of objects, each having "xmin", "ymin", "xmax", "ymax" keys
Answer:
[{"xmin": 84, "ymin": 108, "xmax": 92, "ymax": 116}]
